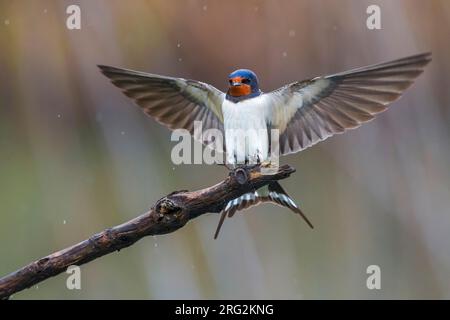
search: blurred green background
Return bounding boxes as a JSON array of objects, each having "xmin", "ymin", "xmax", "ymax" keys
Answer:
[{"xmin": 0, "ymin": 0, "xmax": 449, "ymax": 299}]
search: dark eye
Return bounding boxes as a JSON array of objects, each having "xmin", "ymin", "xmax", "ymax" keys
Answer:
[
  {"xmin": 229, "ymin": 79, "xmax": 233, "ymax": 85},
  {"xmin": 242, "ymin": 78, "xmax": 251, "ymax": 84}
]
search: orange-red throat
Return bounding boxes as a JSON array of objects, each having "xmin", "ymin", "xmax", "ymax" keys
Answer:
[{"xmin": 228, "ymin": 76, "xmax": 252, "ymax": 97}]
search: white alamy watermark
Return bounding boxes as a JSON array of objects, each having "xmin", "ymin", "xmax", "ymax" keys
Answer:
[
  {"xmin": 66, "ymin": 265, "xmax": 81, "ymax": 290},
  {"xmin": 366, "ymin": 5, "xmax": 381, "ymax": 30},
  {"xmin": 66, "ymin": 5, "xmax": 81, "ymax": 30},
  {"xmin": 366, "ymin": 265, "xmax": 381, "ymax": 290},
  {"xmin": 170, "ymin": 121, "xmax": 279, "ymax": 174}
]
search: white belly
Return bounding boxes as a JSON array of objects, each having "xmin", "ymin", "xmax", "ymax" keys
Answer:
[{"xmin": 222, "ymin": 96, "xmax": 270, "ymax": 165}]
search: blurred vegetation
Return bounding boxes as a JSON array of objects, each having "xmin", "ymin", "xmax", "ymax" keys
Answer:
[{"xmin": 0, "ymin": 0, "xmax": 449, "ymax": 299}]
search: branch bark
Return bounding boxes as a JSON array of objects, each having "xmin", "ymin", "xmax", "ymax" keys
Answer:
[{"xmin": 0, "ymin": 164, "xmax": 295, "ymax": 299}]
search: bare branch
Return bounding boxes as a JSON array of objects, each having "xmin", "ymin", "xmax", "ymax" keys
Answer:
[{"xmin": 0, "ymin": 164, "xmax": 296, "ymax": 299}]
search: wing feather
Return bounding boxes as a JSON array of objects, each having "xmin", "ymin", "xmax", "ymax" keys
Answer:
[
  {"xmin": 98, "ymin": 65, "xmax": 225, "ymax": 149},
  {"xmin": 266, "ymin": 52, "xmax": 431, "ymax": 155}
]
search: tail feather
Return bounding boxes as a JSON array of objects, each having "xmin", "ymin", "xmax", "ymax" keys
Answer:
[
  {"xmin": 213, "ymin": 182, "xmax": 313, "ymax": 239},
  {"xmin": 267, "ymin": 182, "xmax": 314, "ymax": 229},
  {"xmin": 214, "ymin": 190, "xmax": 264, "ymax": 239}
]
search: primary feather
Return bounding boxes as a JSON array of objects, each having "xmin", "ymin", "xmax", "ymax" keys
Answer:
[
  {"xmin": 98, "ymin": 65, "xmax": 225, "ymax": 148},
  {"xmin": 266, "ymin": 52, "xmax": 431, "ymax": 155}
]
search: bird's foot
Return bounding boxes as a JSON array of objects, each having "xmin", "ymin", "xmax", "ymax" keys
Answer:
[
  {"xmin": 258, "ymin": 160, "xmax": 279, "ymax": 175},
  {"xmin": 259, "ymin": 160, "xmax": 273, "ymax": 168}
]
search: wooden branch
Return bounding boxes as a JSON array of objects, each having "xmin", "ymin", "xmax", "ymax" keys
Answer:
[{"xmin": 0, "ymin": 164, "xmax": 296, "ymax": 299}]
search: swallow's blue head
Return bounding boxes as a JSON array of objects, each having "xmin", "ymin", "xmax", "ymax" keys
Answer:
[{"xmin": 226, "ymin": 69, "xmax": 261, "ymax": 102}]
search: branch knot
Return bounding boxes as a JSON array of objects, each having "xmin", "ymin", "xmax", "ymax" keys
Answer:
[{"xmin": 155, "ymin": 198, "xmax": 182, "ymax": 221}]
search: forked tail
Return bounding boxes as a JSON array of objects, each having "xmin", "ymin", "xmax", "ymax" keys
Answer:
[{"xmin": 214, "ymin": 181, "xmax": 313, "ymax": 239}]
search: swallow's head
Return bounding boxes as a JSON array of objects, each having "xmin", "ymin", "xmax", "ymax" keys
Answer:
[{"xmin": 226, "ymin": 69, "xmax": 261, "ymax": 101}]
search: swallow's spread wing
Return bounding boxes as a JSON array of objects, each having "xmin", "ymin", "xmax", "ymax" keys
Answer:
[
  {"xmin": 98, "ymin": 65, "xmax": 225, "ymax": 149},
  {"xmin": 266, "ymin": 53, "xmax": 431, "ymax": 155}
]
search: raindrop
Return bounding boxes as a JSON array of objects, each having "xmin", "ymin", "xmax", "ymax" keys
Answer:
[
  {"xmin": 288, "ymin": 30, "xmax": 296, "ymax": 37},
  {"xmin": 57, "ymin": 114, "xmax": 62, "ymax": 118},
  {"xmin": 121, "ymin": 131, "xmax": 125, "ymax": 135},
  {"xmin": 202, "ymin": 5, "xmax": 207, "ymax": 11},
  {"xmin": 282, "ymin": 51, "xmax": 288, "ymax": 58},
  {"xmin": 4, "ymin": 19, "xmax": 10, "ymax": 25},
  {"xmin": 178, "ymin": 58, "xmax": 183, "ymax": 62},
  {"xmin": 177, "ymin": 43, "xmax": 181, "ymax": 48},
  {"xmin": 154, "ymin": 242, "xmax": 158, "ymax": 248},
  {"xmin": 63, "ymin": 220, "xmax": 66, "ymax": 225}
]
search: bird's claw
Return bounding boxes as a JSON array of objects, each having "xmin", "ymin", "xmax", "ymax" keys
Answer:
[{"xmin": 259, "ymin": 160, "xmax": 273, "ymax": 168}]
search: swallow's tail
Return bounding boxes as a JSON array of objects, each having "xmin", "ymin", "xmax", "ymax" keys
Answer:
[{"xmin": 214, "ymin": 182, "xmax": 313, "ymax": 239}]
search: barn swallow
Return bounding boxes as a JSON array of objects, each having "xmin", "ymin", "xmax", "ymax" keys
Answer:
[{"xmin": 99, "ymin": 52, "xmax": 431, "ymax": 238}]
